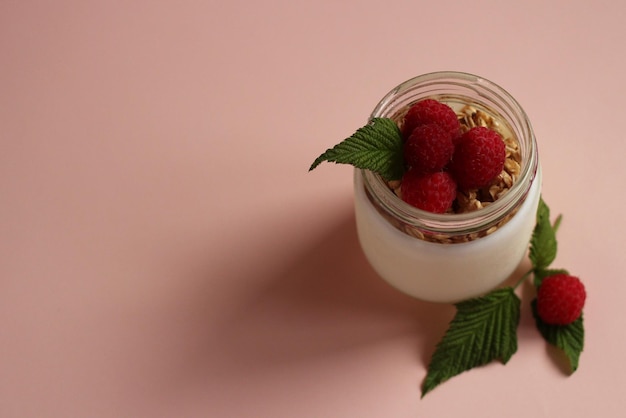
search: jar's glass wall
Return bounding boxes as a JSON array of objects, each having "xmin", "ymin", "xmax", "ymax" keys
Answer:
[{"xmin": 353, "ymin": 71, "xmax": 541, "ymax": 302}]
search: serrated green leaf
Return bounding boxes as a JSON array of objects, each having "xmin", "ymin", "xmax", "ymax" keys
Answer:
[
  {"xmin": 422, "ymin": 288, "xmax": 521, "ymax": 397},
  {"xmin": 531, "ymin": 300, "xmax": 584, "ymax": 372},
  {"xmin": 529, "ymin": 198, "xmax": 558, "ymax": 271},
  {"xmin": 309, "ymin": 118, "xmax": 404, "ymax": 181},
  {"xmin": 533, "ymin": 268, "xmax": 570, "ymax": 288}
]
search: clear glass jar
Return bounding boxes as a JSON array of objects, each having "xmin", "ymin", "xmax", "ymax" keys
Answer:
[{"xmin": 354, "ymin": 71, "xmax": 541, "ymax": 302}]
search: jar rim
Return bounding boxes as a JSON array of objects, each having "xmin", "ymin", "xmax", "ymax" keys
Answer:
[{"xmin": 361, "ymin": 71, "xmax": 539, "ymax": 235}]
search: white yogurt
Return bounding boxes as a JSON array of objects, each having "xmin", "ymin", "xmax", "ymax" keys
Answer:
[{"xmin": 354, "ymin": 167, "xmax": 541, "ymax": 303}]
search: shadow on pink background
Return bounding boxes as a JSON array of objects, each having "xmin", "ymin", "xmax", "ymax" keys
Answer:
[{"xmin": 182, "ymin": 206, "xmax": 457, "ymax": 387}]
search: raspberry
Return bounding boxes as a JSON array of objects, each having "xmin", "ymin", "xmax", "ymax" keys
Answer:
[
  {"xmin": 403, "ymin": 124, "xmax": 455, "ymax": 174},
  {"xmin": 536, "ymin": 274, "xmax": 586, "ymax": 325},
  {"xmin": 402, "ymin": 99, "xmax": 461, "ymax": 141},
  {"xmin": 401, "ymin": 169, "xmax": 457, "ymax": 214},
  {"xmin": 449, "ymin": 126, "xmax": 506, "ymax": 189}
]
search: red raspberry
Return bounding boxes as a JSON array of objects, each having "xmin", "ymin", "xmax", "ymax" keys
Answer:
[
  {"xmin": 402, "ymin": 99, "xmax": 461, "ymax": 141},
  {"xmin": 403, "ymin": 124, "xmax": 455, "ymax": 174},
  {"xmin": 536, "ymin": 274, "xmax": 586, "ymax": 325},
  {"xmin": 401, "ymin": 169, "xmax": 457, "ymax": 214},
  {"xmin": 449, "ymin": 126, "xmax": 506, "ymax": 189}
]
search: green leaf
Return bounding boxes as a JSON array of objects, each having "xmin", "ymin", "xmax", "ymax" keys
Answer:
[
  {"xmin": 533, "ymin": 268, "xmax": 570, "ymax": 288},
  {"xmin": 422, "ymin": 288, "xmax": 521, "ymax": 397},
  {"xmin": 309, "ymin": 118, "xmax": 404, "ymax": 181},
  {"xmin": 531, "ymin": 300, "xmax": 584, "ymax": 372},
  {"xmin": 529, "ymin": 198, "xmax": 558, "ymax": 271}
]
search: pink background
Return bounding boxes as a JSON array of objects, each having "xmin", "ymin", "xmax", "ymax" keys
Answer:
[{"xmin": 1, "ymin": 1, "xmax": 624, "ymax": 417}]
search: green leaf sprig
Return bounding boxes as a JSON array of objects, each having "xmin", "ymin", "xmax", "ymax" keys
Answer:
[
  {"xmin": 527, "ymin": 198, "xmax": 584, "ymax": 372},
  {"xmin": 421, "ymin": 198, "xmax": 585, "ymax": 396},
  {"xmin": 309, "ymin": 118, "xmax": 404, "ymax": 181}
]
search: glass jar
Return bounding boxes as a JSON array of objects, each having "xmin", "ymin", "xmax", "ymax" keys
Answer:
[{"xmin": 354, "ymin": 71, "xmax": 541, "ymax": 303}]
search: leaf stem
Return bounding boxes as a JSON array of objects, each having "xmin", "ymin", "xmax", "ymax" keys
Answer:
[
  {"xmin": 553, "ymin": 214, "xmax": 563, "ymax": 234},
  {"xmin": 513, "ymin": 268, "xmax": 534, "ymax": 290}
]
